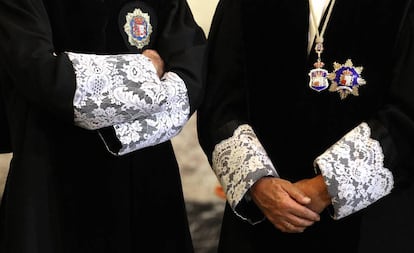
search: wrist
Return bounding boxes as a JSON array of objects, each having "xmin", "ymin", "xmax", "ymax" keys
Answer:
[{"xmin": 314, "ymin": 175, "xmax": 331, "ymax": 206}]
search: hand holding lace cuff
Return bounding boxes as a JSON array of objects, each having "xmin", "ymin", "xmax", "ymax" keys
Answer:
[
  {"xmin": 314, "ymin": 122, "xmax": 394, "ymax": 220},
  {"xmin": 68, "ymin": 52, "xmax": 186, "ymax": 130}
]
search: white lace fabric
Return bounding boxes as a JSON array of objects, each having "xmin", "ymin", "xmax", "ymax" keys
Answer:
[
  {"xmin": 315, "ymin": 122, "xmax": 394, "ymax": 219},
  {"xmin": 67, "ymin": 52, "xmax": 190, "ymax": 155},
  {"xmin": 68, "ymin": 52, "xmax": 186, "ymax": 129},
  {"xmin": 111, "ymin": 72, "xmax": 189, "ymax": 155},
  {"xmin": 212, "ymin": 124, "xmax": 278, "ymax": 217}
]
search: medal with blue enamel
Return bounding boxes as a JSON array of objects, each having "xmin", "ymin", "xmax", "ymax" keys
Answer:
[
  {"xmin": 308, "ymin": 42, "xmax": 329, "ymax": 92},
  {"xmin": 307, "ymin": 0, "xmax": 367, "ymax": 99},
  {"xmin": 308, "ymin": 0, "xmax": 335, "ymax": 92},
  {"xmin": 123, "ymin": 8, "xmax": 152, "ymax": 50},
  {"xmin": 327, "ymin": 59, "xmax": 366, "ymax": 99}
]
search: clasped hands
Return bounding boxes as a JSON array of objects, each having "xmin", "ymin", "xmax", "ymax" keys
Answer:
[
  {"xmin": 145, "ymin": 48, "xmax": 330, "ymax": 234},
  {"xmin": 250, "ymin": 175, "xmax": 331, "ymax": 233}
]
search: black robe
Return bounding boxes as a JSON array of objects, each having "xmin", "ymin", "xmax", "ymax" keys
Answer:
[
  {"xmin": 198, "ymin": 0, "xmax": 414, "ymax": 252},
  {"xmin": 0, "ymin": 0, "xmax": 206, "ymax": 252},
  {"xmin": 0, "ymin": 88, "xmax": 10, "ymax": 153}
]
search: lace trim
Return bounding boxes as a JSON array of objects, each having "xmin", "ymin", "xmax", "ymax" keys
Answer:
[
  {"xmin": 212, "ymin": 124, "xmax": 278, "ymax": 211},
  {"xmin": 109, "ymin": 72, "xmax": 189, "ymax": 155},
  {"xmin": 315, "ymin": 122, "xmax": 394, "ymax": 219},
  {"xmin": 67, "ymin": 52, "xmax": 187, "ymax": 130}
]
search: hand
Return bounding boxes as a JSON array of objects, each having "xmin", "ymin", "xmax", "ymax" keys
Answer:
[
  {"xmin": 143, "ymin": 49, "xmax": 165, "ymax": 78},
  {"xmin": 294, "ymin": 175, "xmax": 331, "ymax": 214},
  {"xmin": 250, "ymin": 177, "xmax": 320, "ymax": 233}
]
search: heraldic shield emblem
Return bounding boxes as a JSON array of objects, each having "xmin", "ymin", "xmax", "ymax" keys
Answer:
[
  {"xmin": 328, "ymin": 59, "xmax": 366, "ymax": 99},
  {"xmin": 119, "ymin": 2, "xmax": 157, "ymax": 52},
  {"xmin": 309, "ymin": 68, "xmax": 329, "ymax": 92}
]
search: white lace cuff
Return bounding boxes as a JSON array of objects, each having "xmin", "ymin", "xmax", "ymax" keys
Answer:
[
  {"xmin": 67, "ymin": 52, "xmax": 188, "ymax": 130},
  {"xmin": 212, "ymin": 124, "xmax": 278, "ymax": 220},
  {"xmin": 99, "ymin": 72, "xmax": 190, "ymax": 155},
  {"xmin": 314, "ymin": 122, "xmax": 394, "ymax": 220}
]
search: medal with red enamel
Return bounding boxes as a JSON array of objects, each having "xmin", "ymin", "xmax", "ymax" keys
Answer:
[{"xmin": 327, "ymin": 59, "xmax": 366, "ymax": 99}]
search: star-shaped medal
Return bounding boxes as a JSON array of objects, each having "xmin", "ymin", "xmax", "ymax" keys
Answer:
[{"xmin": 327, "ymin": 59, "xmax": 366, "ymax": 99}]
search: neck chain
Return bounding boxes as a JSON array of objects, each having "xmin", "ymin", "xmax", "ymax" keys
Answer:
[
  {"xmin": 308, "ymin": 0, "xmax": 336, "ymax": 92},
  {"xmin": 309, "ymin": 0, "xmax": 335, "ymax": 65}
]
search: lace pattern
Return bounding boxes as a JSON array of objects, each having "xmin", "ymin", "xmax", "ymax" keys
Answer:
[
  {"xmin": 67, "ymin": 52, "xmax": 183, "ymax": 129},
  {"xmin": 212, "ymin": 124, "xmax": 278, "ymax": 211},
  {"xmin": 108, "ymin": 72, "xmax": 190, "ymax": 155},
  {"xmin": 315, "ymin": 122, "xmax": 394, "ymax": 219}
]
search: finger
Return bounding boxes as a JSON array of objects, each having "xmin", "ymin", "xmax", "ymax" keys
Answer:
[
  {"xmin": 287, "ymin": 199, "xmax": 320, "ymax": 222},
  {"xmin": 286, "ymin": 186, "xmax": 312, "ymax": 205},
  {"xmin": 142, "ymin": 49, "xmax": 157, "ymax": 56},
  {"xmin": 295, "ymin": 205, "xmax": 320, "ymax": 222},
  {"xmin": 286, "ymin": 211, "xmax": 318, "ymax": 227},
  {"xmin": 281, "ymin": 221, "xmax": 307, "ymax": 233}
]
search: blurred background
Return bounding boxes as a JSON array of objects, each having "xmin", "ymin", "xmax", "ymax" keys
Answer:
[{"xmin": 0, "ymin": 1, "xmax": 223, "ymax": 253}]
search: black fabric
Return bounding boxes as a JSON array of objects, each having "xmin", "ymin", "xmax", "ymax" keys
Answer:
[
  {"xmin": 0, "ymin": 82, "xmax": 11, "ymax": 153},
  {"xmin": 0, "ymin": 0, "xmax": 206, "ymax": 252},
  {"xmin": 198, "ymin": 0, "xmax": 414, "ymax": 252}
]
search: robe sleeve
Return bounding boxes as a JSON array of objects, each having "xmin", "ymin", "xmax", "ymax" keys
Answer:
[
  {"xmin": 95, "ymin": 0, "xmax": 207, "ymax": 155},
  {"xmin": 67, "ymin": 52, "xmax": 190, "ymax": 131},
  {"xmin": 198, "ymin": 0, "xmax": 249, "ymax": 160},
  {"xmin": 0, "ymin": 86, "xmax": 11, "ymax": 153},
  {"xmin": 96, "ymin": 72, "xmax": 190, "ymax": 156},
  {"xmin": 0, "ymin": 0, "xmax": 76, "ymax": 123},
  {"xmin": 197, "ymin": 0, "xmax": 278, "ymax": 224},
  {"xmin": 155, "ymin": 0, "xmax": 207, "ymax": 115},
  {"xmin": 314, "ymin": 5, "xmax": 414, "ymax": 220}
]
